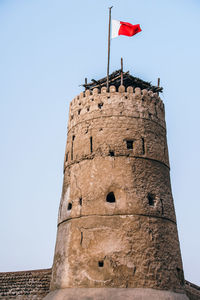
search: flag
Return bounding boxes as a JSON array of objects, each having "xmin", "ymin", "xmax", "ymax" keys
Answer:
[{"xmin": 112, "ymin": 20, "xmax": 142, "ymax": 39}]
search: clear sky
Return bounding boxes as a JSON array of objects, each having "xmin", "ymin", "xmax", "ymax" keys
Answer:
[{"xmin": 0, "ymin": 0, "xmax": 199, "ymax": 286}]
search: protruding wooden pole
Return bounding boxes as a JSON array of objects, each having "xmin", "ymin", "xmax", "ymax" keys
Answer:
[
  {"xmin": 157, "ymin": 77, "xmax": 160, "ymax": 95},
  {"xmin": 121, "ymin": 57, "xmax": 123, "ymax": 85},
  {"xmin": 107, "ymin": 6, "xmax": 113, "ymax": 91}
]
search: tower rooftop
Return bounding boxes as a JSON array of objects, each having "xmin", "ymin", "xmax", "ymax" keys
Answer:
[{"xmin": 82, "ymin": 69, "xmax": 163, "ymax": 93}]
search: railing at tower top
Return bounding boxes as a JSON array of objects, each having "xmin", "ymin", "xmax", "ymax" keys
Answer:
[{"xmin": 81, "ymin": 69, "xmax": 163, "ymax": 93}]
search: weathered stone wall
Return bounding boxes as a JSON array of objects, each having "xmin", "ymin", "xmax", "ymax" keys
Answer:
[
  {"xmin": 0, "ymin": 268, "xmax": 199, "ymax": 300},
  {"xmin": 50, "ymin": 86, "xmax": 186, "ymax": 294},
  {"xmin": 0, "ymin": 269, "xmax": 51, "ymax": 299}
]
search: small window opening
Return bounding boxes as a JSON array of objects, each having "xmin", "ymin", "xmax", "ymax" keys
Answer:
[
  {"xmin": 109, "ymin": 151, "xmax": 115, "ymax": 157},
  {"xmin": 78, "ymin": 109, "xmax": 81, "ymax": 115},
  {"xmin": 87, "ymin": 107, "xmax": 90, "ymax": 112},
  {"xmin": 80, "ymin": 232, "xmax": 83, "ymax": 244},
  {"xmin": 67, "ymin": 203, "xmax": 72, "ymax": 210},
  {"xmin": 79, "ymin": 197, "xmax": 82, "ymax": 206},
  {"xmin": 106, "ymin": 192, "xmax": 116, "ymax": 203},
  {"xmin": 126, "ymin": 140, "xmax": 133, "ymax": 150},
  {"xmin": 90, "ymin": 136, "xmax": 93, "ymax": 153},
  {"xmin": 148, "ymin": 193, "xmax": 155, "ymax": 206},
  {"xmin": 65, "ymin": 153, "xmax": 68, "ymax": 162},
  {"xmin": 71, "ymin": 135, "xmax": 75, "ymax": 160},
  {"xmin": 91, "ymin": 98, "xmax": 94, "ymax": 101},
  {"xmin": 160, "ymin": 198, "xmax": 164, "ymax": 215},
  {"xmin": 98, "ymin": 261, "xmax": 104, "ymax": 267},
  {"xmin": 98, "ymin": 103, "xmax": 103, "ymax": 109},
  {"xmin": 142, "ymin": 138, "xmax": 145, "ymax": 155}
]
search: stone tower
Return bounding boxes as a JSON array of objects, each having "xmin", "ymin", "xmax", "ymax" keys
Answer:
[{"xmin": 44, "ymin": 72, "xmax": 189, "ymax": 299}]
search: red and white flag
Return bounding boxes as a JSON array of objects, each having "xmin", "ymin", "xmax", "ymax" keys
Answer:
[{"xmin": 112, "ymin": 20, "xmax": 142, "ymax": 39}]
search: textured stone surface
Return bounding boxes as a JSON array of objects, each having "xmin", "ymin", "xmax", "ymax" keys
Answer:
[
  {"xmin": 44, "ymin": 288, "xmax": 189, "ymax": 300},
  {"xmin": 50, "ymin": 86, "xmax": 187, "ymax": 296},
  {"xmin": 52, "ymin": 216, "xmax": 182, "ymax": 290},
  {"xmin": 0, "ymin": 269, "xmax": 51, "ymax": 299},
  {"xmin": 0, "ymin": 268, "xmax": 199, "ymax": 300}
]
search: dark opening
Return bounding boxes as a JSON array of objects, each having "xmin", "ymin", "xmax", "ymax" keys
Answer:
[
  {"xmin": 126, "ymin": 140, "xmax": 133, "ymax": 149},
  {"xmin": 90, "ymin": 136, "xmax": 93, "ymax": 153},
  {"xmin": 148, "ymin": 193, "xmax": 155, "ymax": 206},
  {"xmin": 106, "ymin": 192, "xmax": 116, "ymax": 203},
  {"xmin": 65, "ymin": 153, "xmax": 68, "ymax": 162},
  {"xmin": 98, "ymin": 103, "xmax": 103, "ymax": 109},
  {"xmin": 142, "ymin": 138, "xmax": 145, "ymax": 155},
  {"xmin": 71, "ymin": 135, "xmax": 75, "ymax": 160},
  {"xmin": 79, "ymin": 197, "xmax": 82, "ymax": 206},
  {"xmin": 78, "ymin": 109, "xmax": 81, "ymax": 115},
  {"xmin": 177, "ymin": 268, "xmax": 184, "ymax": 286},
  {"xmin": 109, "ymin": 151, "xmax": 115, "ymax": 157},
  {"xmin": 67, "ymin": 203, "xmax": 72, "ymax": 210},
  {"xmin": 87, "ymin": 107, "xmax": 90, "ymax": 112},
  {"xmin": 160, "ymin": 198, "xmax": 164, "ymax": 215},
  {"xmin": 98, "ymin": 261, "xmax": 104, "ymax": 267},
  {"xmin": 80, "ymin": 232, "xmax": 83, "ymax": 245}
]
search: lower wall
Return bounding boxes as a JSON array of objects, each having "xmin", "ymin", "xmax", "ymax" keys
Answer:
[{"xmin": 0, "ymin": 269, "xmax": 199, "ymax": 300}]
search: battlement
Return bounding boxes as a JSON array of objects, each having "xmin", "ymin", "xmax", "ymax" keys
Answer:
[{"xmin": 68, "ymin": 86, "xmax": 165, "ymax": 132}]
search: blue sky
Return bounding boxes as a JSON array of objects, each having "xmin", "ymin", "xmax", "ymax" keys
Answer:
[{"xmin": 0, "ymin": 0, "xmax": 199, "ymax": 286}]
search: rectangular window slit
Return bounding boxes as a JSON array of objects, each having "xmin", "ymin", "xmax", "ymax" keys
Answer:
[
  {"xmin": 90, "ymin": 136, "xmax": 93, "ymax": 153},
  {"xmin": 142, "ymin": 138, "xmax": 145, "ymax": 155},
  {"xmin": 71, "ymin": 135, "xmax": 75, "ymax": 160}
]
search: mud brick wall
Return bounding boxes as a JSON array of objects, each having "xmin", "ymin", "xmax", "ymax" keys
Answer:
[
  {"xmin": 0, "ymin": 268, "xmax": 199, "ymax": 299},
  {"xmin": 50, "ymin": 85, "xmax": 186, "ymax": 293}
]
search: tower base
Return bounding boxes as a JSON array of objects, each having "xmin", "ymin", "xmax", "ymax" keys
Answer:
[{"xmin": 43, "ymin": 288, "xmax": 189, "ymax": 300}]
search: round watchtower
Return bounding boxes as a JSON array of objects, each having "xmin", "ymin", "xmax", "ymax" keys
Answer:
[{"xmin": 45, "ymin": 83, "xmax": 189, "ymax": 299}]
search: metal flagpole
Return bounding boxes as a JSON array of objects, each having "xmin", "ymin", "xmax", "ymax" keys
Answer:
[{"xmin": 107, "ymin": 6, "xmax": 113, "ymax": 91}]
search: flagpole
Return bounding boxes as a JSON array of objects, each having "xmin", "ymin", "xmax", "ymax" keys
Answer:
[{"xmin": 107, "ymin": 6, "xmax": 113, "ymax": 91}]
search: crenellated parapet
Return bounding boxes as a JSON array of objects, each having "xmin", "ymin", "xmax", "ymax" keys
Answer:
[
  {"xmin": 64, "ymin": 85, "xmax": 169, "ymax": 175},
  {"xmin": 68, "ymin": 85, "xmax": 165, "ymax": 131}
]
